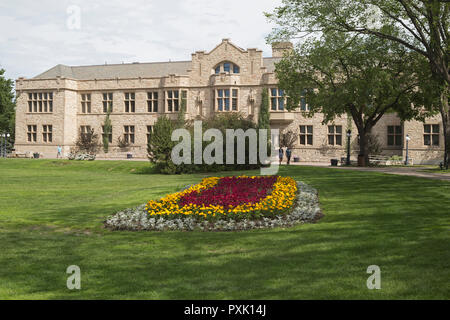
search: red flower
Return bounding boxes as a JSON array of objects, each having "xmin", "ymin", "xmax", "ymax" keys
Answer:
[{"xmin": 178, "ymin": 176, "xmax": 278, "ymax": 208}]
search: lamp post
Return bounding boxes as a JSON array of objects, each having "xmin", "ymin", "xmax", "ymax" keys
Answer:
[
  {"xmin": 346, "ymin": 129, "xmax": 352, "ymax": 166},
  {"xmin": 405, "ymin": 134, "xmax": 411, "ymax": 165}
]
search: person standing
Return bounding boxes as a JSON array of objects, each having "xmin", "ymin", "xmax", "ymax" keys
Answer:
[
  {"xmin": 57, "ymin": 145, "xmax": 62, "ymax": 158},
  {"xmin": 286, "ymin": 147, "xmax": 292, "ymax": 165},
  {"xmin": 278, "ymin": 147, "xmax": 284, "ymax": 165}
]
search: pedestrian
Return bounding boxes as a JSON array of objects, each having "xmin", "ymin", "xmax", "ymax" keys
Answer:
[
  {"xmin": 286, "ymin": 147, "xmax": 292, "ymax": 165},
  {"xmin": 57, "ymin": 145, "xmax": 62, "ymax": 158},
  {"xmin": 278, "ymin": 147, "xmax": 284, "ymax": 165}
]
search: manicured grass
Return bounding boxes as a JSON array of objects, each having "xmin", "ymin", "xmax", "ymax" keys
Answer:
[
  {"xmin": 421, "ymin": 167, "xmax": 450, "ymax": 174},
  {"xmin": 0, "ymin": 159, "xmax": 449, "ymax": 299}
]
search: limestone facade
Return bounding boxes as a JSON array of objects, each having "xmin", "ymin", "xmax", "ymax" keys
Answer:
[{"xmin": 14, "ymin": 39, "xmax": 444, "ymax": 164}]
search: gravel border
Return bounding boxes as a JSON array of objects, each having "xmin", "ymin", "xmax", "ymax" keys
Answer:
[{"xmin": 104, "ymin": 181, "xmax": 323, "ymax": 232}]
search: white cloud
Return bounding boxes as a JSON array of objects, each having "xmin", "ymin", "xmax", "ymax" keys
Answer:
[{"xmin": 0, "ymin": 0, "xmax": 281, "ymax": 80}]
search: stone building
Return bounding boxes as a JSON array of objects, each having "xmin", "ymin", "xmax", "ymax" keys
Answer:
[{"xmin": 14, "ymin": 39, "xmax": 443, "ymax": 163}]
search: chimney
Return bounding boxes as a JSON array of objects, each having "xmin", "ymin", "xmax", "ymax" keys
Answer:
[{"xmin": 271, "ymin": 41, "xmax": 293, "ymax": 58}]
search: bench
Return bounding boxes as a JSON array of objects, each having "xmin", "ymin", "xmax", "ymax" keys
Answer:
[
  {"xmin": 13, "ymin": 152, "xmax": 30, "ymax": 158},
  {"xmin": 369, "ymin": 155, "xmax": 414, "ymax": 166},
  {"xmin": 368, "ymin": 155, "xmax": 390, "ymax": 165}
]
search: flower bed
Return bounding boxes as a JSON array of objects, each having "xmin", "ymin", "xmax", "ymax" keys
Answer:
[
  {"xmin": 104, "ymin": 178, "xmax": 323, "ymax": 232},
  {"xmin": 145, "ymin": 175, "xmax": 297, "ymax": 221}
]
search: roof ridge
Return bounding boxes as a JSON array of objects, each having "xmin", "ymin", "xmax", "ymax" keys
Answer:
[{"xmin": 70, "ymin": 60, "xmax": 192, "ymax": 68}]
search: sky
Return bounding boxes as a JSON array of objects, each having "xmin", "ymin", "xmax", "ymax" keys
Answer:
[{"xmin": 0, "ymin": 0, "xmax": 282, "ymax": 81}]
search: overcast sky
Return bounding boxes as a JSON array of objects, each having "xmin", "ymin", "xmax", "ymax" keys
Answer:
[{"xmin": 0, "ymin": 0, "xmax": 282, "ymax": 81}]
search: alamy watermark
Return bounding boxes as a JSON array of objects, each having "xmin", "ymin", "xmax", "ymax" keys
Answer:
[
  {"xmin": 171, "ymin": 121, "xmax": 280, "ymax": 175},
  {"xmin": 66, "ymin": 5, "xmax": 81, "ymax": 30},
  {"xmin": 66, "ymin": 265, "xmax": 81, "ymax": 290},
  {"xmin": 366, "ymin": 265, "xmax": 381, "ymax": 290}
]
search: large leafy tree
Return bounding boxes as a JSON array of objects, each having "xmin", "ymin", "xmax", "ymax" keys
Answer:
[
  {"xmin": 267, "ymin": 0, "xmax": 449, "ymax": 166},
  {"xmin": 276, "ymin": 32, "xmax": 433, "ymax": 165},
  {"xmin": 0, "ymin": 69, "xmax": 15, "ymax": 145}
]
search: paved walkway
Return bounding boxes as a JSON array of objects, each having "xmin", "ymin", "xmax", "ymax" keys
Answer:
[{"xmin": 289, "ymin": 162, "xmax": 450, "ymax": 181}]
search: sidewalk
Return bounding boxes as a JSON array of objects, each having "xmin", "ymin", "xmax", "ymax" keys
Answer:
[{"xmin": 286, "ymin": 162, "xmax": 450, "ymax": 181}]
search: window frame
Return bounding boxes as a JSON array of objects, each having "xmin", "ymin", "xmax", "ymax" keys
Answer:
[
  {"xmin": 214, "ymin": 62, "xmax": 240, "ymax": 74},
  {"xmin": 387, "ymin": 125, "xmax": 403, "ymax": 147},
  {"xmin": 42, "ymin": 125, "xmax": 53, "ymax": 143},
  {"xmin": 27, "ymin": 92, "xmax": 53, "ymax": 113},
  {"xmin": 299, "ymin": 125, "xmax": 313, "ymax": 146},
  {"xmin": 27, "ymin": 125, "xmax": 37, "ymax": 142},
  {"xmin": 424, "ymin": 124, "xmax": 440, "ymax": 146},
  {"xmin": 215, "ymin": 88, "xmax": 238, "ymax": 112},
  {"xmin": 165, "ymin": 90, "xmax": 187, "ymax": 113},
  {"xmin": 147, "ymin": 91, "xmax": 159, "ymax": 113},
  {"xmin": 328, "ymin": 125, "xmax": 343, "ymax": 146},
  {"xmin": 124, "ymin": 92, "xmax": 136, "ymax": 113},
  {"xmin": 269, "ymin": 88, "xmax": 286, "ymax": 111},
  {"xmin": 81, "ymin": 93, "xmax": 91, "ymax": 114},
  {"xmin": 124, "ymin": 125, "xmax": 135, "ymax": 144}
]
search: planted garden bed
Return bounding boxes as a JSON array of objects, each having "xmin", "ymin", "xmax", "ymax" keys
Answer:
[{"xmin": 105, "ymin": 176, "xmax": 322, "ymax": 231}]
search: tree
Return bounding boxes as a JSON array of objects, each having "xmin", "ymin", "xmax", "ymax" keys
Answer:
[
  {"xmin": 102, "ymin": 105, "xmax": 112, "ymax": 153},
  {"xmin": 266, "ymin": 0, "xmax": 449, "ymax": 165},
  {"xmin": 258, "ymin": 88, "xmax": 271, "ymax": 162},
  {"xmin": 0, "ymin": 69, "xmax": 15, "ymax": 146},
  {"xmin": 147, "ymin": 116, "xmax": 177, "ymax": 174},
  {"xmin": 275, "ymin": 32, "xmax": 431, "ymax": 165},
  {"xmin": 280, "ymin": 130, "xmax": 298, "ymax": 149},
  {"xmin": 75, "ymin": 128, "xmax": 100, "ymax": 154}
]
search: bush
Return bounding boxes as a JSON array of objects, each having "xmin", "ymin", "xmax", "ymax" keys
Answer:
[
  {"xmin": 148, "ymin": 113, "xmax": 266, "ymax": 174},
  {"xmin": 148, "ymin": 116, "xmax": 177, "ymax": 174},
  {"xmin": 75, "ymin": 128, "xmax": 100, "ymax": 154}
]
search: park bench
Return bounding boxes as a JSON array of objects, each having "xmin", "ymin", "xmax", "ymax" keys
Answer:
[
  {"xmin": 368, "ymin": 155, "xmax": 390, "ymax": 165},
  {"xmin": 13, "ymin": 152, "xmax": 30, "ymax": 158}
]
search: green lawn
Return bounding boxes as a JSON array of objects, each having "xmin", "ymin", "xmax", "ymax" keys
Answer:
[{"xmin": 0, "ymin": 159, "xmax": 449, "ymax": 299}]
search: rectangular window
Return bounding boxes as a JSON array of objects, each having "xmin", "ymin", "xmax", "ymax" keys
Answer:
[
  {"xmin": 270, "ymin": 88, "xmax": 286, "ymax": 111},
  {"xmin": 103, "ymin": 93, "xmax": 113, "ymax": 113},
  {"xmin": 42, "ymin": 125, "xmax": 52, "ymax": 143},
  {"xmin": 424, "ymin": 124, "xmax": 439, "ymax": 146},
  {"xmin": 102, "ymin": 125, "xmax": 112, "ymax": 144},
  {"xmin": 216, "ymin": 89, "xmax": 237, "ymax": 111},
  {"xmin": 328, "ymin": 125, "xmax": 343, "ymax": 146},
  {"xmin": 81, "ymin": 94, "xmax": 91, "ymax": 113},
  {"xmin": 124, "ymin": 92, "xmax": 135, "ymax": 113},
  {"xmin": 166, "ymin": 90, "xmax": 186, "ymax": 112},
  {"xmin": 27, "ymin": 125, "xmax": 37, "ymax": 142},
  {"xmin": 299, "ymin": 125, "xmax": 313, "ymax": 145},
  {"xmin": 147, "ymin": 125, "xmax": 153, "ymax": 145},
  {"xmin": 387, "ymin": 125, "xmax": 402, "ymax": 146},
  {"xmin": 147, "ymin": 92, "xmax": 159, "ymax": 113},
  {"xmin": 27, "ymin": 92, "xmax": 53, "ymax": 113},
  {"xmin": 124, "ymin": 125, "xmax": 135, "ymax": 144},
  {"xmin": 166, "ymin": 90, "xmax": 179, "ymax": 112}
]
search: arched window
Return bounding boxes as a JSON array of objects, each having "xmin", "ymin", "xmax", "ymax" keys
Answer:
[{"xmin": 214, "ymin": 62, "xmax": 240, "ymax": 74}]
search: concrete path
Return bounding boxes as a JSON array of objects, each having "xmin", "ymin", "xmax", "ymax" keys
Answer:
[{"xmin": 288, "ymin": 162, "xmax": 450, "ymax": 181}]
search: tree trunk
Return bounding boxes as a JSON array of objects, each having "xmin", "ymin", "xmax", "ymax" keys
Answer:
[
  {"xmin": 441, "ymin": 87, "xmax": 450, "ymax": 167},
  {"xmin": 358, "ymin": 129, "xmax": 370, "ymax": 167}
]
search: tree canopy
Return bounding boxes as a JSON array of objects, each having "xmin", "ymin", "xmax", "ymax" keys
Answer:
[
  {"xmin": 267, "ymin": 0, "xmax": 449, "ymax": 165},
  {"xmin": 275, "ymin": 32, "xmax": 434, "ymax": 164},
  {"xmin": 0, "ymin": 69, "xmax": 15, "ymax": 139}
]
